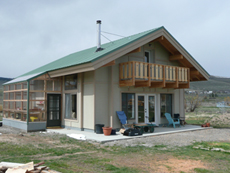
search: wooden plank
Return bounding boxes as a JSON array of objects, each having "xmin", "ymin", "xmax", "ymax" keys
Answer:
[
  {"xmin": 3, "ymin": 89, "xmax": 27, "ymax": 93},
  {"xmin": 182, "ymin": 68, "xmax": 185, "ymax": 82},
  {"xmin": 144, "ymin": 63, "xmax": 147, "ymax": 78},
  {"xmin": 119, "ymin": 80, "xmax": 134, "ymax": 87},
  {"xmin": 136, "ymin": 62, "xmax": 139, "ymax": 78},
  {"xmin": 190, "ymin": 70, "xmax": 200, "ymax": 76},
  {"xmin": 132, "ymin": 62, "xmax": 135, "ymax": 85},
  {"xmin": 169, "ymin": 54, "xmax": 183, "ymax": 61},
  {"xmin": 156, "ymin": 65, "xmax": 158, "ymax": 80},
  {"xmin": 162, "ymin": 66, "xmax": 166, "ymax": 87},
  {"xmin": 151, "ymin": 64, "xmax": 154, "ymax": 79},
  {"xmin": 165, "ymin": 66, "xmax": 168, "ymax": 80},
  {"xmin": 128, "ymin": 62, "xmax": 131, "ymax": 78},
  {"xmin": 119, "ymin": 64, "xmax": 123, "ymax": 80},
  {"xmin": 164, "ymin": 83, "xmax": 178, "ymax": 89},
  {"xmin": 160, "ymin": 65, "xmax": 163, "ymax": 80},
  {"xmin": 158, "ymin": 40, "xmax": 175, "ymax": 55},
  {"xmin": 176, "ymin": 67, "xmax": 179, "ymax": 88},
  {"xmin": 124, "ymin": 63, "xmax": 127, "ymax": 79},
  {"xmin": 178, "ymin": 67, "xmax": 181, "ymax": 81},
  {"xmin": 135, "ymin": 81, "xmax": 150, "ymax": 87},
  {"xmin": 150, "ymin": 82, "xmax": 165, "ymax": 88},
  {"xmin": 140, "ymin": 62, "xmax": 143, "ymax": 79},
  {"xmin": 185, "ymin": 69, "xmax": 188, "ymax": 82},
  {"xmin": 148, "ymin": 63, "xmax": 151, "ymax": 85},
  {"xmin": 173, "ymin": 67, "xmax": 176, "ymax": 81},
  {"xmin": 170, "ymin": 66, "xmax": 172, "ymax": 81},
  {"xmin": 102, "ymin": 60, "xmax": 115, "ymax": 67}
]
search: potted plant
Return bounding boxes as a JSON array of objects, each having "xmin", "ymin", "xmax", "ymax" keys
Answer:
[{"xmin": 102, "ymin": 126, "xmax": 112, "ymax": 136}]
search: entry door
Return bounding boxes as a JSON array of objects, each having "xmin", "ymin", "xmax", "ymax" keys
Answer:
[
  {"xmin": 47, "ymin": 94, "xmax": 61, "ymax": 127},
  {"xmin": 136, "ymin": 94, "xmax": 155, "ymax": 123}
]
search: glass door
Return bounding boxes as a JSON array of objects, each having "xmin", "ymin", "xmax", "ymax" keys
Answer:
[
  {"xmin": 136, "ymin": 94, "xmax": 155, "ymax": 124},
  {"xmin": 148, "ymin": 95, "xmax": 155, "ymax": 123},
  {"xmin": 47, "ymin": 94, "xmax": 61, "ymax": 127}
]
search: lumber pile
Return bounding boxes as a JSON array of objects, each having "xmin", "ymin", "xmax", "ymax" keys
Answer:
[{"xmin": 0, "ymin": 161, "xmax": 60, "ymax": 173}]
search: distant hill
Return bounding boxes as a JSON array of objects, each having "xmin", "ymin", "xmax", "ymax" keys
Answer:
[
  {"xmin": 190, "ymin": 75, "xmax": 230, "ymax": 91},
  {"xmin": 0, "ymin": 77, "xmax": 13, "ymax": 89}
]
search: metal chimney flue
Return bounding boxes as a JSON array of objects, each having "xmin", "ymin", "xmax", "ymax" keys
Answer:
[{"xmin": 96, "ymin": 20, "xmax": 104, "ymax": 52}]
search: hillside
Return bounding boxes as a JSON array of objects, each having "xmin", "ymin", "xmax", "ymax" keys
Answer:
[
  {"xmin": 190, "ymin": 75, "xmax": 230, "ymax": 91},
  {"xmin": 0, "ymin": 77, "xmax": 12, "ymax": 88}
]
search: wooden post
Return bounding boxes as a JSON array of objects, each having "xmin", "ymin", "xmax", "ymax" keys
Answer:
[
  {"xmin": 27, "ymin": 81, "xmax": 30, "ymax": 126},
  {"xmin": 132, "ymin": 61, "xmax": 135, "ymax": 85},
  {"xmin": 156, "ymin": 65, "xmax": 158, "ymax": 80}
]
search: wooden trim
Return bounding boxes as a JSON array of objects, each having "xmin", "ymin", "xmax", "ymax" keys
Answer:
[
  {"xmin": 4, "ymin": 89, "xmax": 27, "ymax": 93},
  {"xmin": 169, "ymin": 54, "xmax": 183, "ymax": 61}
]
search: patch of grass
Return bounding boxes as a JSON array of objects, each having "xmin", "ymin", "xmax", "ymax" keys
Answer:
[
  {"xmin": 186, "ymin": 119, "xmax": 206, "ymax": 125},
  {"xmin": 104, "ymin": 164, "xmax": 139, "ymax": 173},
  {"xmin": 194, "ymin": 168, "xmax": 214, "ymax": 173},
  {"xmin": 194, "ymin": 141, "xmax": 230, "ymax": 151}
]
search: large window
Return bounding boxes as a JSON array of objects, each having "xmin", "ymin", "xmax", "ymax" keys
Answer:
[
  {"xmin": 65, "ymin": 74, "xmax": 77, "ymax": 90},
  {"xmin": 65, "ymin": 94, "xmax": 77, "ymax": 119},
  {"xmin": 160, "ymin": 94, "xmax": 172, "ymax": 117},
  {"xmin": 122, "ymin": 93, "xmax": 135, "ymax": 120}
]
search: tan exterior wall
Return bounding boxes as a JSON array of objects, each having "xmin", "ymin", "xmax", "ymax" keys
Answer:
[
  {"xmin": 61, "ymin": 41, "xmax": 185, "ymax": 130},
  {"xmin": 95, "ymin": 66, "xmax": 110, "ymax": 127},
  {"xmin": 83, "ymin": 71, "xmax": 95, "ymax": 130}
]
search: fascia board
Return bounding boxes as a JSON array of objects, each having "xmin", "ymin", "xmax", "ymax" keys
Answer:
[{"xmin": 48, "ymin": 63, "xmax": 95, "ymax": 78}]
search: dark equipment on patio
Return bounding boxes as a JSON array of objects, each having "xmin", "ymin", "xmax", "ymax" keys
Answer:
[
  {"xmin": 123, "ymin": 128, "xmax": 142, "ymax": 136},
  {"xmin": 116, "ymin": 111, "xmax": 143, "ymax": 136}
]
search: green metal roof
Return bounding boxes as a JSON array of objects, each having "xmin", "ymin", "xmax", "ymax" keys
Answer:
[
  {"xmin": 20, "ymin": 26, "xmax": 163, "ymax": 78},
  {"xmin": 4, "ymin": 26, "xmax": 209, "ymax": 85}
]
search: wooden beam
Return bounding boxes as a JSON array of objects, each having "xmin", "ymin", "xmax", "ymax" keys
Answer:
[
  {"xmin": 119, "ymin": 80, "xmax": 134, "ymax": 87},
  {"xmin": 164, "ymin": 83, "xmax": 178, "ymax": 89},
  {"xmin": 150, "ymin": 81, "xmax": 165, "ymax": 88},
  {"xmin": 135, "ymin": 81, "xmax": 150, "ymax": 87},
  {"xmin": 102, "ymin": 60, "xmax": 115, "ymax": 67},
  {"xmin": 178, "ymin": 83, "xmax": 190, "ymax": 89},
  {"xmin": 126, "ymin": 47, "xmax": 141, "ymax": 55},
  {"xmin": 158, "ymin": 41, "xmax": 175, "ymax": 55},
  {"xmin": 169, "ymin": 54, "xmax": 183, "ymax": 61},
  {"xmin": 190, "ymin": 70, "xmax": 200, "ymax": 76}
]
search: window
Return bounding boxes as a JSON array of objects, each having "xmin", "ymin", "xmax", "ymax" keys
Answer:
[
  {"xmin": 160, "ymin": 94, "xmax": 172, "ymax": 117},
  {"xmin": 145, "ymin": 51, "xmax": 150, "ymax": 63},
  {"xmin": 65, "ymin": 94, "xmax": 77, "ymax": 119},
  {"xmin": 122, "ymin": 93, "xmax": 135, "ymax": 120},
  {"xmin": 65, "ymin": 74, "xmax": 77, "ymax": 90}
]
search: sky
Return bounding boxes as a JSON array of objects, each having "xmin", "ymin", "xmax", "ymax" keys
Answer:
[{"xmin": 0, "ymin": 0, "xmax": 230, "ymax": 78}]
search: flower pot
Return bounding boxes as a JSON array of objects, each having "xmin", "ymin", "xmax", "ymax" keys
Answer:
[
  {"xmin": 206, "ymin": 123, "xmax": 210, "ymax": 127},
  {"xmin": 102, "ymin": 127, "xmax": 112, "ymax": 136}
]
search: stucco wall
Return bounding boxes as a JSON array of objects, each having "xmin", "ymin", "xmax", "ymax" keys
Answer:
[
  {"xmin": 95, "ymin": 66, "xmax": 110, "ymax": 127},
  {"xmin": 83, "ymin": 71, "xmax": 95, "ymax": 130}
]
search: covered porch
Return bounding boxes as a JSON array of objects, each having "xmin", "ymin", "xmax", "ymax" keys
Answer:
[{"xmin": 47, "ymin": 125, "xmax": 209, "ymax": 143}]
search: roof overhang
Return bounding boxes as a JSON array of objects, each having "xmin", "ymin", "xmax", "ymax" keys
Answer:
[{"xmin": 48, "ymin": 27, "xmax": 209, "ymax": 81}]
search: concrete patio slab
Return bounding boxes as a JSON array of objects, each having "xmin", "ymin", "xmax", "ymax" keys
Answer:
[{"xmin": 47, "ymin": 125, "xmax": 211, "ymax": 143}]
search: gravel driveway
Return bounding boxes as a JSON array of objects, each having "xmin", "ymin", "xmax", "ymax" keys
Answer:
[{"xmin": 102, "ymin": 128, "xmax": 230, "ymax": 147}]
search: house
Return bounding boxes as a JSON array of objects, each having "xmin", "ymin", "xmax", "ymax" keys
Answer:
[{"xmin": 2, "ymin": 21, "xmax": 209, "ymax": 132}]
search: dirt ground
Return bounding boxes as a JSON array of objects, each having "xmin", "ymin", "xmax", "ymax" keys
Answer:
[{"xmin": 0, "ymin": 126, "xmax": 215, "ymax": 173}]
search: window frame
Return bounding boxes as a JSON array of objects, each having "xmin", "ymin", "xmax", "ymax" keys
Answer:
[
  {"xmin": 122, "ymin": 93, "xmax": 135, "ymax": 120},
  {"xmin": 64, "ymin": 74, "xmax": 78, "ymax": 90},
  {"xmin": 160, "ymin": 94, "xmax": 173, "ymax": 118},
  {"xmin": 64, "ymin": 93, "xmax": 77, "ymax": 120}
]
